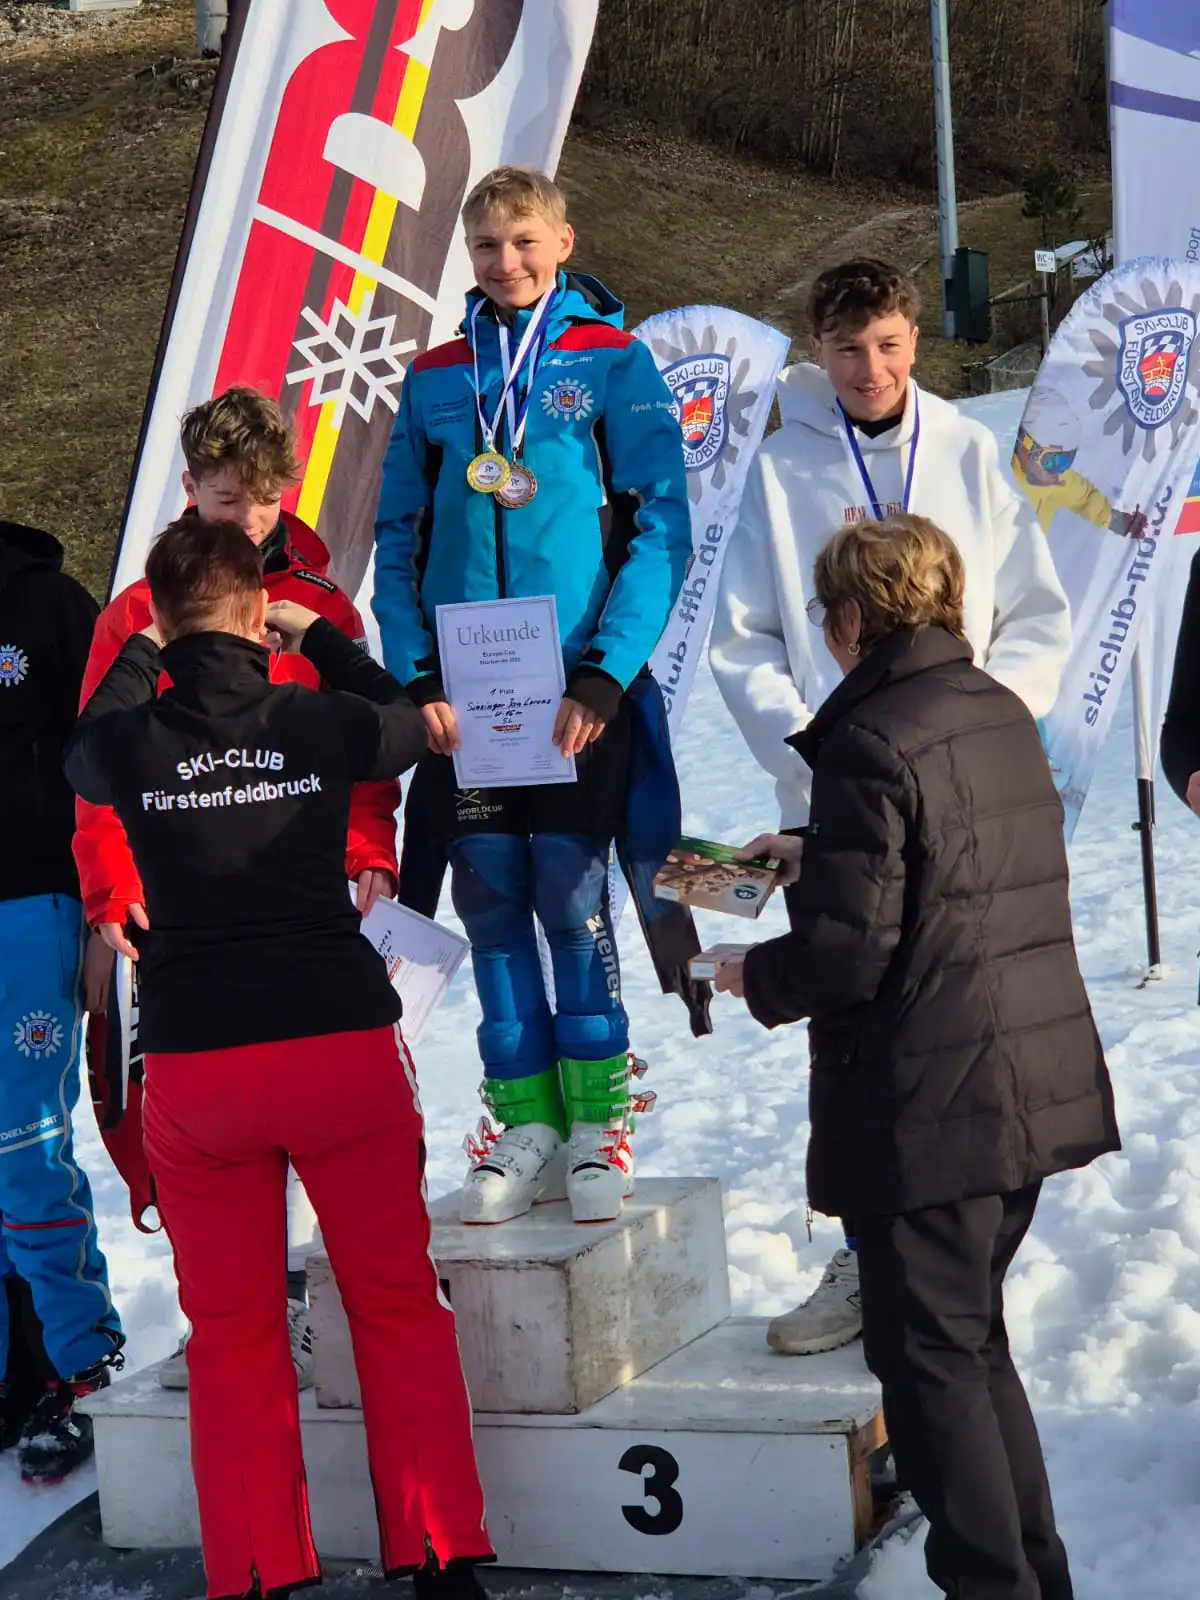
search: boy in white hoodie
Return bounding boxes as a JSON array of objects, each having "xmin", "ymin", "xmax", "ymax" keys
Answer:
[{"xmin": 709, "ymin": 258, "xmax": 1071, "ymax": 1357}]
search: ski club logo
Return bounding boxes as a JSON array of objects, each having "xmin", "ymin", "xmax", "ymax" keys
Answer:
[
  {"xmin": 0, "ymin": 646, "xmax": 29, "ymax": 689},
  {"xmin": 1083, "ymin": 274, "xmax": 1200, "ymax": 460},
  {"xmin": 644, "ymin": 322, "xmax": 765, "ymax": 503},
  {"xmin": 663, "ymin": 354, "xmax": 732, "ymax": 473},
  {"xmin": 541, "ymin": 382, "xmax": 595, "ymax": 423},
  {"xmin": 1117, "ymin": 309, "xmax": 1196, "ymax": 429},
  {"xmin": 13, "ymin": 1011, "xmax": 63, "ymax": 1059}
]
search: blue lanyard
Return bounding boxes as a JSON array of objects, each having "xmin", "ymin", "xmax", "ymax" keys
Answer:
[
  {"xmin": 838, "ymin": 389, "xmax": 921, "ymax": 519},
  {"xmin": 470, "ymin": 288, "xmax": 558, "ymax": 455}
]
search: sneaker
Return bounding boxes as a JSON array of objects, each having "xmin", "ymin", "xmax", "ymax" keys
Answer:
[
  {"xmin": 459, "ymin": 1121, "xmax": 567, "ymax": 1225},
  {"xmin": 766, "ymin": 1247, "xmax": 862, "ymax": 1355},
  {"xmin": 18, "ymin": 1363, "xmax": 112, "ymax": 1484},
  {"xmin": 413, "ymin": 1555, "xmax": 488, "ymax": 1600},
  {"xmin": 287, "ymin": 1298, "xmax": 315, "ymax": 1391},
  {"xmin": 158, "ymin": 1329, "xmax": 191, "ymax": 1391},
  {"xmin": 159, "ymin": 1305, "xmax": 315, "ymax": 1392}
]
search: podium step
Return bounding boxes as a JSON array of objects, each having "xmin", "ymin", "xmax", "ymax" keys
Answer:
[
  {"xmin": 80, "ymin": 1319, "xmax": 884, "ymax": 1582},
  {"xmin": 310, "ymin": 1176, "xmax": 731, "ymax": 1414}
]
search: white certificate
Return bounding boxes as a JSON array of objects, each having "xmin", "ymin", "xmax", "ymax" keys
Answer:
[
  {"xmin": 353, "ymin": 889, "xmax": 470, "ymax": 1044},
  {"xmin": 436, "ymin": 595, "xmax": 577, "ymax": 788}
]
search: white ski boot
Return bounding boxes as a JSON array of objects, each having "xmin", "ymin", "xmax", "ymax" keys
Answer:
[
  {"xmin": 561, "ymin": 1053, "xmax": 655, "ymax": 1224},
  {"xmin": 459, "ymin": 1068, "xmax": 568, "ymax": 1225}
]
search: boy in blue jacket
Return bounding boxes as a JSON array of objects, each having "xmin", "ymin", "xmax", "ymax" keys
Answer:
[{"xmin": 374, "ymin": 166, "xmax": 690, "ymax": 1226}]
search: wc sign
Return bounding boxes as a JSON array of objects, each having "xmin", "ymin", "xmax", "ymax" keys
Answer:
[{"xmin": 113, "ymin": 0, "xmax": 600, "ymax": 603}]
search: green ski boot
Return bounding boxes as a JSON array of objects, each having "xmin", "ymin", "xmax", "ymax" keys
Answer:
[
  {"xmin": 460, "ymin": 1067, "xmax": 568, "ymax": 1225},
  {"xmin": 560, "ymin": 1053, "xmax": 655, "ymax": 1223}
]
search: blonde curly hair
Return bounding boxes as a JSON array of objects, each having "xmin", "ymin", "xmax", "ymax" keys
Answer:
[{"xmin": 812, "ymin": 514, "xmax": 967, "ymax": 652}]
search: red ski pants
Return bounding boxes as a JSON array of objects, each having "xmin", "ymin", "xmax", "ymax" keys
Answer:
[{"xmin": 143, "ymin": 1024, "xmax": 491, "ymax": 1600}]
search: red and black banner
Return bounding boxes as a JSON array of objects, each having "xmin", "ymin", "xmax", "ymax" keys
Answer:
[{"xmin": 115, "ymin": 0, "xmax": 598, "ymax": 603}]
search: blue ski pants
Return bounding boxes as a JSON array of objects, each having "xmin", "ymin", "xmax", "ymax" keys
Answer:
[
  {"xmin": 0, "ymin": 893, "xmax": 122, "ymax": 1378},
  {"xmin": 447, "ymin": 833, "xmax": 629, "ymax": 1080}
]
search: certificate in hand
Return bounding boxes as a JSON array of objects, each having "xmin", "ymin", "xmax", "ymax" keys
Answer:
[
  {"xmin": 436, "ymin": 595, "xmax": 576, "ymax": 788},
  {"xmin": 353, "ymin": 888, "xmax": 470, "ymax": 1044}
]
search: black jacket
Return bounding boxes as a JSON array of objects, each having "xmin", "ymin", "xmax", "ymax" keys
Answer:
[
  {"xmin": 743, "ymin": 627, "xmax": 1119, "ymax": 1220},
  {"xmin": 0, "ymin": 522, "xmax": 99, "ymax": 904},
  {"xmin": 64, "ymin": 620, "xmax": 427, "ymax": 1054},
  {"xmin": 1161, "ymin": 546, "xmax": 1200, "ymax": 806}
]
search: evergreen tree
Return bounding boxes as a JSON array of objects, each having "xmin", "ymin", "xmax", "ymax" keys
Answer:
[{"xmin": 1021, "ymin": 159, "xmax": 1083, "ymax": 248}]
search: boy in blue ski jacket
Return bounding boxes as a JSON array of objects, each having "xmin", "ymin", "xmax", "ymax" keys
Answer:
[{"xmin": 374, "ymin": 166, "xmax": 690, "ymax": 1226}]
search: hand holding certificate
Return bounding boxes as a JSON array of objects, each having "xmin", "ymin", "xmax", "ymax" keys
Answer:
[
  {"xmin": 436, "ymin": 595, "xmax": 578, "ymax": 788},
  {"xmin": 352, "ymin": 889, "xmax": 469, "ymax": 1043}
]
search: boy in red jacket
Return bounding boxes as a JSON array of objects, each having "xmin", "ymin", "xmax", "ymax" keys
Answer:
[{"xmin": 77, "ymin": 388, "xmax": 399, "ymax": 1387}]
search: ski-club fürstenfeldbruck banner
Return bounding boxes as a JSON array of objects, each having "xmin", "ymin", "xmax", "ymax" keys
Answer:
[
  {"xmin": 1017, "ymin": 257, "xmax": 1200, "ymax": 837},
  {"xmin": 638, "ymin": 306, "xmax": 791, "ymax": 733},
  {"xmin": 111, "ymin": 0, "xmax": 598, "ymax": 605},
  {"xmin": 587, "ymin": 306, "xmax": 788, "ymax": 1006},
  {"xmin": 1110, "ymin": 0, "xmax": 1200, "ymax": 784}
]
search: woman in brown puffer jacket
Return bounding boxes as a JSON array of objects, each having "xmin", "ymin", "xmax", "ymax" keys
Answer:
[{"xmin": 719, "ymin": 512, "xmax": 1119, "ymax": 1600}]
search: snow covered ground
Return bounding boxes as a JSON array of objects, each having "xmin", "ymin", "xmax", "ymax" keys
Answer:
[
  {"xmin": 7, "ymin": 389, "xmax": 1200, "ymax": 1593},
  {"xmin": 7, "ymin": 656, "xmax": 1200, "ymax": 1596}
]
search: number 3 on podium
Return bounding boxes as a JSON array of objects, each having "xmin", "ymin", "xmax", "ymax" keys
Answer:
[{"xmin": 620, "ymin": 1444, "xmax": 684, "ymax": 1534}]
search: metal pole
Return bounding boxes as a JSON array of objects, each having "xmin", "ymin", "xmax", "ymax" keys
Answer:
[
  {"xmin": 930, "ymin": 0, "xmax": 959, "ymax": 338},
  {"xmin": 1134, "ymin": 779, "xmax": 1163, "ymax": 973},
  {"xmin": 1039, "ymin": 272, "xmax": 1051, "ymax": 355},
  {"xmin": 1105, "ymin": 0, "xmax": 1163, "ymax": 981},
  {"xmin": 1130, "ymin": 644, "xmax": 1163, "ymax": 977},
  {"xmin": 196, "ymin": 0, "xmax": 228, "ymax": 54}
]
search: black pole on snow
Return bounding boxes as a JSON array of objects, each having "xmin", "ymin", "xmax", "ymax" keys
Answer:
[{"xmin": 1133, "ymin": 777, "xmax": 1162, "ymax": 971}]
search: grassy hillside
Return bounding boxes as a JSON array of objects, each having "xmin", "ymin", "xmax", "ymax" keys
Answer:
[{"xmin": 0, "ymin": 0, "xmax": 1110, "ymax": 599}]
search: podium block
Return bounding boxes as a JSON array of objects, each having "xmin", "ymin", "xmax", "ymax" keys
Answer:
[
  {"xmin": 81, "ymin": 1320, "xmax": 885, "ymax": 1582},
  {"xmin": 309, "ymin": 1177, "xmax": 730, "ymax": 1414}
]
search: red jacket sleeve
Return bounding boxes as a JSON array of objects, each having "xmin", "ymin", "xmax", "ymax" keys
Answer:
[
  {"xmin": 73, "ymin": 587, "xmax": 151, "ymax": 926},
  {"xmin": 332, "ymin": 594, "xmax": 401, "ymax": 881}
]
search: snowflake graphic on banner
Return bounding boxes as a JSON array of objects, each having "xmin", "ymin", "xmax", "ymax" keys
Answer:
[{"xmin": 286, "ymin": 289, "xmax": 417, "ymax": 426}]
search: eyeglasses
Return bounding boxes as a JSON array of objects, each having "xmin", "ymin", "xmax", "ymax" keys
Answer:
[{"xmin": 805, "ymin": 597, "xmax": 827, "ymax": 628}]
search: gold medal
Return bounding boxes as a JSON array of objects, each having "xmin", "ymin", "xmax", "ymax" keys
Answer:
[
  {"xmin": 466, "ymin": 451, "xmax": 511, "ymax": 493},
  {"xmin": 493, "ymin": 462, "xmax": 537, "ymax": 509}
]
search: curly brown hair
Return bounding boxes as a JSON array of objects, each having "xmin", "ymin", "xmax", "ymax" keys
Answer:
[
  {"xmin": 813, "ymin": 514, "xmax": 967, "ymax": 653},
  {"xmin": 807, "ymin": 258, "xmax": 921, "ymax": 339},
  {"xmin": 180, "ymin": 387, "xmax": 301, "ymax": 503}
]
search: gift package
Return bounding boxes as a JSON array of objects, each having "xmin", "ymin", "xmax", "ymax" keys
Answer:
[{"xmin": 652, "ymin": 836, "xmax": 781, "ymax": 919}]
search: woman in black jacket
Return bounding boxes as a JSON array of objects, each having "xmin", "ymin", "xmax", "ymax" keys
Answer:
[
  {"xmin": 718, "ymin": 514, "xmax": 1119, "ymax": 1600},
  {"xmin": 1161, "ymin": 546, "xmax": 1200, "ymax": 813},
  {"xmin": 65, "ymin": 519, "xmax": 492, "ymax": 1600}
]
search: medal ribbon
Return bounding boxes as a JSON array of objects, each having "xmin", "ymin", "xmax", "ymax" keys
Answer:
[
  {"xmin": 837, "ymin": 387, "xmax": 921, "ymax": 519},
  {"xmin": 471, "ymin": 286, "xmax": 558, "ymax": 458},
  {"xmin": 497, "ymin": 320, "xmax": 548, "ymax": 461}
]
